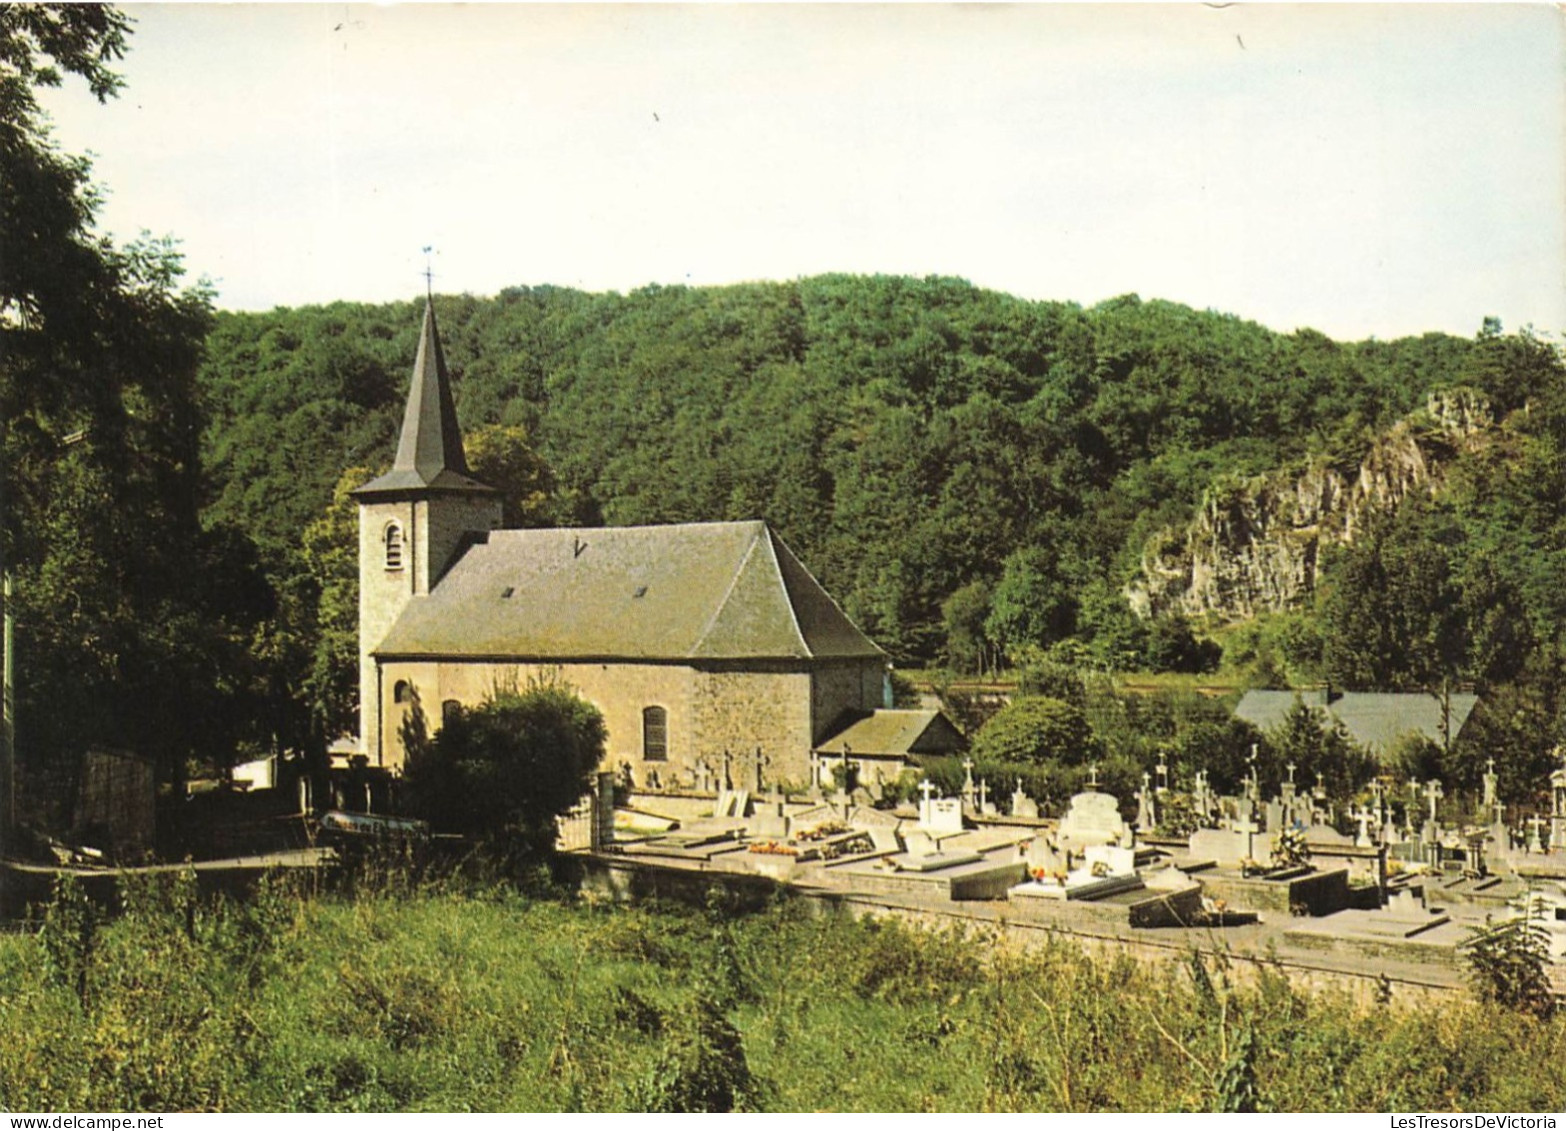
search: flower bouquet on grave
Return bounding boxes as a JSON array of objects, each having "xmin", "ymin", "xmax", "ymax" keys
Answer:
[
  {"xmin": 797, "ymin": 821, "xmax": 849, "ymax": 841},
  {"xmin": 1240, "ymin": 857, "xmax": 1265, "ymax": 877},
  {"xmin": 1270, "ymin": 827, "xmax": 1309, "ymax": 869},
  {"xmin": 748, "ymin": 840, "xmax": 799, "ymax": 856},
  {"xmin": 821, "ymin": 833, "xmax": 873, "ymax": 861}
]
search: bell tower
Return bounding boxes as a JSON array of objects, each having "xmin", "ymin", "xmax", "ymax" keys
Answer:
[{"xmin": 352, "ymin": 299, "xmax": 502, "ymax": 765}]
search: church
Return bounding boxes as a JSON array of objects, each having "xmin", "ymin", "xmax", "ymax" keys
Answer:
[{"xmin": 353, "ymin": 301, "xmax": 894, "ymax": 789}]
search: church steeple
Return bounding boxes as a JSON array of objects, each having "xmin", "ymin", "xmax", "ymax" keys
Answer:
[
  {"xmin": 354, "ymin": 300, "xmax": 495, "ymax": 498},
  {"xmin": 353, "ymin": 297, "xmax": 504, "ymax": 765}
]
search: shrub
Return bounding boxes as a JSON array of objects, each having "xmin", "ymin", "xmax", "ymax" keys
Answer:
[
  {"xmin": 971, "ymin": 696, "xmax": 1099, "ymax": 766},
  {"xmin": 403, "ymin": 675, "xmax": 606, "ymax": 860},
  {"xmin": 1463, "ymin": 909, "xmax": 1556, "ymax": 1020}
]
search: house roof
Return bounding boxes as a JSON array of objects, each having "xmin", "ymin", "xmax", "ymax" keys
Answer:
[
  {"xmin": 1234, "ymin": 689, "xmax": 1479, "ymax": 752},
  {"xmin": 814, "ymin": 709, "xmax": 965, "ymax": 758},
  {"xmin": 354, "ymin": 301, "xmax": 496, "ymax": 499},
  {"xmin": 374, "ymin": 520, "xmax": 883, "ymax": 662}
]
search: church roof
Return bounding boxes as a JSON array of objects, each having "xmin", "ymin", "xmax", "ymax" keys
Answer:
[
  {"xmin": 374, "ymin": 520, "xmax": 883, "ymax": 663},
  {"xmin": 354, "ymin": 301, "xmax": 496, "ymax": 499},
  {"xmin": 1234, "ymin": 689, "xmax": 1479, "ymax": 752}
]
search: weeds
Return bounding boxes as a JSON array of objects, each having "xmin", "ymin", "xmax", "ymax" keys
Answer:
[{"xmin": 0, "ymin": 875, "xmax": 1563, "ymax": 1112}]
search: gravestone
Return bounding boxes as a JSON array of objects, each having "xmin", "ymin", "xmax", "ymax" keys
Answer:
[
  {"xmin": 902, "ymin": 829, "xmax": 937, "ymax": 857},
  {"xmin": 1135, "ymin": 773, "xmax": 1157, "ymax": 832},
  {"xmin": 1013, "ymin": 841, "xmax": 1143, "ymax": 902},
  {"xmin": 1011, "ymin": 780, "xmax": 1039, "ymax": 820},
  {"xmin": 1057, "ymin": 790, "xmax": 1128, "ymax": 851},
  {"xmin": 1306, "ymin": 823, "xmax": 1353, "ymax": 848},
  {"xmin": 750, "ymin": 799, "xmax": 790, "ymax": 840},
  {"xmin": 1189, "ymin": 827, "xmax": 1248, "ymax": 867},
  {"xmin": 1191, "ymin": 771, "xmax": 1214, "ymax": 827},
  {"xmin": 920, "ymin": 797, "xmax": 964, "ymax": 834},
  {"xmin": 1551, "ymin": 752, "xmax": 1566, "ymax": 850},
  {"xmin": 1085, "ymin": 844, "xmax": 1136, "ymax": 876},
  {"xmin": 1021, "ymin": 835, "xmax": 1068, "ymax": 877}
]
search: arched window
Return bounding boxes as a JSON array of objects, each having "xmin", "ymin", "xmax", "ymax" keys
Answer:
[
  {"xmin": 442, "ymin": 699, "xmax": 461, "ymax": 724},
  {"xmin": 642, "ymin": 706, "xmax": 668, "ymax": 762},
  {"xmin": 393, "ymin": 680, "xmax": 413, "ymax": 705},
  {"xmin": 384, "ymin": 523, "xmax": 404, "ymax": 571}
]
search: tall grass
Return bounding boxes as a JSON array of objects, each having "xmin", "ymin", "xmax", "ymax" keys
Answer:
[{"xmin": 0, "ymin": 872, "xmax": 1561, "ymax": 1112}]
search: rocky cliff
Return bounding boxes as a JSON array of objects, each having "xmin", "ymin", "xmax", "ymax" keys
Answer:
[{"xmin": 1127, "ymin": 390, "xmax": 1492, "ymax": 623}]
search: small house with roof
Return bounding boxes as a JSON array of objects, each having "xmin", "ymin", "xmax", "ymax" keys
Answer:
[
  {"xmin": 353, "ymin": 301, "xmax": 892, "ymax": 788},
  {"xmin": 1234, "ymin": 688, "xmax": 1479, "ymax": 755},
  {"xmin": 812, "ymin": 709, "xmax": 967, "ymax": 791}
]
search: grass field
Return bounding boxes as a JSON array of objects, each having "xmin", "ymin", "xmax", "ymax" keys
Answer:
[{"xmin": 0, "ymin": 870, "xmax": 1561, "ymax": 1112}]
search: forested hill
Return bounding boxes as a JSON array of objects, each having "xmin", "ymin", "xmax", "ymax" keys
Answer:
[{"xmin": 196, "ymin": 275, "xmax": 1564, "ymax": 672}]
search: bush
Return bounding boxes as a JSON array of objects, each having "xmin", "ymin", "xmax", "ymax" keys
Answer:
[
  {"xmin": 403, "ymin": 676, "xmax": 606, "ymax": 860},
  {"xmin": 970, "ymin": 696, "xmax": 1099, "ymax": 766},
  {"xmin": 1463, "ymin": 909, "xmax": 1556, "ymax": 1020}
]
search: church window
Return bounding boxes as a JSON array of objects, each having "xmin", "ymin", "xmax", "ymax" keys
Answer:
[
  {"xmin": 393, "ymin": 680, "xmax": 413, "ymax": 705},
  {"xmin": 642, "ymin": 706, "xmax": 668, "ymax": 762},
  {"xmin": 442, "ymin": 699, "xmax": 461, "ymax": 723},
  {"xmin": 384, "ymin": 523, "xmax": 404, "ymax": 571}
]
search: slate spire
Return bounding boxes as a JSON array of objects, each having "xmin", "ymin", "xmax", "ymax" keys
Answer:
[
  {"xmin": 395, "ymin": 300, "xmax": 469, "ymax": 479},
  {"xmin": 354, "ymin": 300, "xmax": 495, "ymax": 498}
]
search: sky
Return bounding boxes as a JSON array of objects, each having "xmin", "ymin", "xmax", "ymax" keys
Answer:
[{"xmin": 36, "ymin": 3, "xmax": 1566, "ymax": 342}]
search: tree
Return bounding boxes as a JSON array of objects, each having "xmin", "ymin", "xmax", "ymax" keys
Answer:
[
  {"xmin": 1463, "ymin": 908, "xmax": 1555, "ymax": 1020},
  {"xmin": 296, "ymin": 467, "xmax": 368, "ymax": 745},
  {"xmin": 970, "ymin": 696, "xmax": 1098, "ymax": 767},
  {"xmin": 985, "ymin": 547, "xmax": 1076, "ymax": 659},
  {"xmin": 2, "ymin": 5, "xmax": 261, "ymax": 805},
  {"xmin": 1143, "ymin": 614, "xmax": 1220, "ymax": 674},
  {"xmin": 402, "ymin": 678, "xmax": 606, "ymax": 860},
  {"xmin": 940, "ymin": 580, "xmax": 994, "ymax": 676},
  {"xmin": 1320, "ymin": 501, "xmax": 1531, "ymax": 751},
  {"xmin": 465, "ymin": 422, "xmax": 560, "ymax": 528},
  {"xmin": 1264, "ymin": 698, "xmax": 1375, "ymax": 799}
]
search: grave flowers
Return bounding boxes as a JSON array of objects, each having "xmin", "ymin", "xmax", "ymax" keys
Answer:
[
  {"xmin": 1271, "ymin": 827, "xmax": 1309, "ymax": 869},
  {"xmin": 796, "ymin": 821, "xmax": 850, "ymax": 841}
]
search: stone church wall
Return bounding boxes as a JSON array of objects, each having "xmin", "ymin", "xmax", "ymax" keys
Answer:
[
  {"xmin": 690, "ymin": 667, "xmax": 814, "ymax": 786},
  {"xmin": 358, "ymin": 499, "xmax": 417, "ymax": 766},
  {"xmin": 373, "ymin": 658, "xmax": 833, "ymax": 786},
  {"xmin": 809, "ymin": 659, "xmax": 888, "ymax": 744},
  {"xmin": 376, "ymin": 660, "xmax": 695, "ymax": 777}
]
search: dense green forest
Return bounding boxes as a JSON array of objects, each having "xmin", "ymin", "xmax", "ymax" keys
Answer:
[
  {"xmin": 202, "ymin": 281, "xmax": 1556, "ymax": 669},
  {"xmin": 193, "ymin": 279, "xmax": 1566, "ymax": 797},
  {"xmin": 7, "ymin": 3, "xmax": 1566, "ymax": 824}
]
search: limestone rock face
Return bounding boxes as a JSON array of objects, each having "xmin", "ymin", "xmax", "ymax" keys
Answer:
[{"xmin": 1127, "ymin": 391, "xmax": 1491, "ymax": 623}]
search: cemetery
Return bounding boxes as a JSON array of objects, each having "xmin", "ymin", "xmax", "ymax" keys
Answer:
[{"xmin": 576, "ymin": 746, "xmax": 1566, "ymax": 995}]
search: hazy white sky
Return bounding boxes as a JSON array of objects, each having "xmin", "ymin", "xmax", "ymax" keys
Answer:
[{"xmin": 38, "ymin": 3, "xmax": 1566, "ymax": 341}]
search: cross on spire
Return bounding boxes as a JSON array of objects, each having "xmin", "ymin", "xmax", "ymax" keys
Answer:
[{"xmin": 422, "ymin": 245, "xmax": 435, "ymax": 296}]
